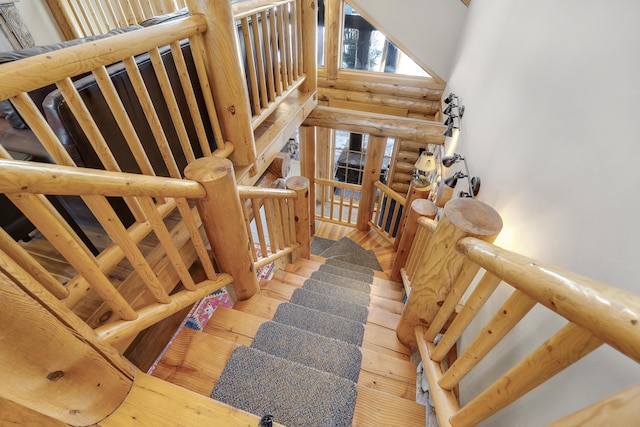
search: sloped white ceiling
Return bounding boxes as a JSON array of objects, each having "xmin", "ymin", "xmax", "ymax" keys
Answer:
[{"xmin": 347, "ymin": 0, "xmax": 468, "ymax": 81}]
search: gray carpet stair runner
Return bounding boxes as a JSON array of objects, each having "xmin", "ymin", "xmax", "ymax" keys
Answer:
[
  {"xmin": 315, "ymin": 237, "xmax": 383, "ymax": 272},
  {"xmin": 211, "ymin": 255, "xmax": 376, "ymax": 427}
]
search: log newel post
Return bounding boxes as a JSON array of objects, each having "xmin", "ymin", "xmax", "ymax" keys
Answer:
[
  {"xmin": 396, "ymin": 198, "xmax": 503, "ymax": 349},
  {"xmin": 390, "ymin": 199, "xmax": 438, "ymax": 281},
  {"xmin": 356, "ymin": 135, "xmax": 386, "ymax": 231},
  {"xmin": 187, "ymin": 0, "xmax": 256, "ymax": 166},
  {"xmin": 300, "ymin": 0, "xmax": 318, "ymax": 95},
  {"xmin": 184, "ymin": 157, "xmax": 259, "ymax": 301},
  {"xmin": 286, "ymin": 176, "xmax": 311, "ymax": 260},
  {"xmin": 393, "ymin": 179, "xmax": 432, "ymax": 250},
  {"xmin": 299, "ymin": 125, "xmax": 316, "ymax": 234}
]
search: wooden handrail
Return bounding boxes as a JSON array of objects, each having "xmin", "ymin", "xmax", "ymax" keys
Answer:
[
  {"xmin": 0, "ymin": 15, "xmax": 207, "ymax": 100},
  {"xmin": 0, "ymin": 159, "xmax": 205, "ymax": 198},
  {"xmin": 304, "ymin": 105, "xmax": 447, "ymax": 143},
  {"xmin": 458, "ymin": 237, "xmax": 640, "ymax": 363},
  {"xmin": 232, "ymin": 0, "xmax": 292, "ymax": 18},
  {"xmin": 405, "ymin": 201, "xmax": 640, "ymax": 426},
  {"xmin": 238, "ymin": 185, "xmax": 296, "ymax": 199}
]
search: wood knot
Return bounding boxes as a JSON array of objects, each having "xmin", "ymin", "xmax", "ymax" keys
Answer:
[{"xmin": 47, "ymin": 371, "xmax": 64, "ymax": 381}]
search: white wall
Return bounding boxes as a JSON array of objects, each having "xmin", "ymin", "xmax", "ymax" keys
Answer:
[
  {"xmin": 444, "ymin": 0, "xmax": 640, "ymax": 425},
  {"xmin": 347, "ymin": 0, "xmax": 467, "ymax": 80},
  {"xmin": 14, "ymin": 0, "xmax": 63, "ymax": 45}
]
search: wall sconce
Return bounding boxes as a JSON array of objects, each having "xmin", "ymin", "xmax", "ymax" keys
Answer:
[
  {"xmin": 441, "ymin": 153, "xmax": 481, "ymax": 198},
  {"xmin": 443, "ymin": 122, "xmax": 458, "ymax": 137},
  {"xmin": 413, "ymin": 151, "xmax": 436, "ymax": 187},
  {"xmin": 442, "ymin": 92, "xmax": 465, "ymax": 137}
]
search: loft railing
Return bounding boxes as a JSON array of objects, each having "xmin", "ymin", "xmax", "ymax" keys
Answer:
[
  {"xmin": 235, "ymin": 0, "xmax": 307, "ymax": 128},
  {"xmin": 395, "ymin": 197, "xmax": 640, "ymax": 426},
  {"xmin": 314, "ymin": 177, "xmax": 360, "ymax": 227},
  {"xmin": 0, "ymin": 14, "xmax": 232, "ymax": 174},
  {"xmin": 239, "ymin": 176, "xmax": 311, "ymax": 268},
  {"xmin": 45, "ymin": 0, "xmax": 189, "ymax": 38},
  {"xmin": 370, "ymin": 181, "xmax": 406, "ymax": 243}
]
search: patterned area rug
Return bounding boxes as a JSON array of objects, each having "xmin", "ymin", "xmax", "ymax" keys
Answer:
[{"xmin": 147, "ymin": 246, "xmax": 274, "ymax": 374}]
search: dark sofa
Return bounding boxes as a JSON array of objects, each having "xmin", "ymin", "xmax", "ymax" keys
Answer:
[{"xmin": 0, "ymin": 9, "xmax": 221, "ymax": 239}]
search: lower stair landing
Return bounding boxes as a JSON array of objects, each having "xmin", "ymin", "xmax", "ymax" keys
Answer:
[{"xmin": 151, "ymin": 242, "xmax": 425, "ymax": 426}]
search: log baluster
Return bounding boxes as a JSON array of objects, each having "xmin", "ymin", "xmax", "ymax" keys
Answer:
[{"xmin": 287, "ymin": 176, "xmax": 311, "ymax": 259}]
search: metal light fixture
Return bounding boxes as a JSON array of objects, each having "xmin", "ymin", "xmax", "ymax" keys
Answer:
[
  {"xmin": 441, "ymin": 153, "xmax": 481, "ymax": 198},
  {"xmin": 443, "ymin": 122, "xmax": 457, "ymax": 137},
  {"xmin": 444, "ymin": 92, "xmax": 458, "ymax": 104}
]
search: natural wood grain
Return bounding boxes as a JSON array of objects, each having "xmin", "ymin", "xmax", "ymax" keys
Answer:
[
  {"xmin": 99, "ymin": 372, "xmax": 273, "ymax": 426},
  {"xmin": 357, "ymin": 136, "xmax": 386, "ymax": 230},
  {"xmin": 546, "ymin": 383, "xmax": 640, "ymax": 427},
  {"xmin": 352, "ymin": 386, "xmax": 425, "ymax": 426},
  {"xmin": 459, "ymin": 237, "xmax": 640, "ymax": 363},
  {"xmin": 451, "ymin": 323, "xmax": 603, "ymax": 426},
  {"xmin": 305, "ymin": 106, "xmax": 447, "ymax": 144},
  {"xmin": 184, "ymin": 157, "xmax": 259, "ymax": 300},
  {"xmin": 397, "ymin": 198, "xmax": 503, "ymax": 349},
  {"xmin": 188, "ymin": 0, "xmax": 256, "ymax": 166}
]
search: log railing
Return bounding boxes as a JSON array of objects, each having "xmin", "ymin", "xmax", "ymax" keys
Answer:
[
  {"xmin": 315, "ymin": 177, "xmax": 361, "ymax": 227},
  {"xmin": 238, "ymin": 176, "xmax": 311, "ymax": 269},
  {"xmin": 369, "ymin": 180, "xmax": 406, "ymax": 244},
  {"xmin": 396, "ymin": 197, "xmax": 640, "ymax": 426},
  {"xmin": 0, "ymin": 156, "xmax": 310, "ymax": 343},
  {"xmin": 235, "ymin": 0, "xmax": 307, "ymax": 128},
  {"xmin": 0, "ymin": 13, "xmax": 232, "ymax": 176},
  {"xmin": 0, "ymin": 157, "xmax": 228, "ymax": 346},
  {"xmin": 45, "ymin": 0, "xmax": 189, "ymax": 39}
]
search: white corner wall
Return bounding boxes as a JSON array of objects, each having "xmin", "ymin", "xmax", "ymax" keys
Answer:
[
  {"xmin": 445, "ymin": 0, "xmax": 640, "ymax": 425},
  {"xmin": 347, "ymin": 0, "xmax": 467, "ymax": 80},
  {"xmin": 14, "ymin": 0, "xmax": 63, "ymax": 45}
]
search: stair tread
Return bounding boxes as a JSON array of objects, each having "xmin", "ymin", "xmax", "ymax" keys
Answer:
[
  {"xmin": 251, "ymin": 321, "xmax": 362, "ymax": 382},
  {"xmin": 151, "ymin": 327, "xmax": 237, "ymax": 396},
  {"xmin": 318, "ymin": 263, "xmax": 374, "ymax": 284},
  {"xmin": 279, "ymin": 268, "xmax": 404, "ymax": 300},
  {"xmin": 288, "ymin": 262, "xmax": 402, "ymax": 291},
  {"xmin": 303, "ymin": 278, "xmax": 371, "ymax": 307},
  {"xmin": 353, "ymin": 386, "xmax": 426, "ymax": 426},
  {"xmin": 273, "ymin": 302, "xmax": 365, "ymax": 346},
  {"xmin": 211, "ymin": 346, "xmax": 358, "ymax": 427},
  {"xmin": 311, "ymin": 270, "xmax": 372, "ymax": 293},
  {"xmin": 291, "ymin": 287, "xmax": 369, "ymax": 324},
  {"xmin": 237, "ymin": 292, "xmax": 401, "ymax": 330},
  {"xmin": 154, "ymin": 325, "xmax": 418, "ymax": 403}
]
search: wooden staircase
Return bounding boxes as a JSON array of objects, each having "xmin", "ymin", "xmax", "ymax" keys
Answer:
[{"xmin": 151, "ymin": 255, "xmax": 427, "ymax": 426}]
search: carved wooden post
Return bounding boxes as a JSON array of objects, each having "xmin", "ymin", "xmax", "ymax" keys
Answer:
[
  {"xmin": 390, "ymin": 199, "xmax": 437, "ymax": 281},
  {"xmin": 300, "ymin": 0, "xmax": 318, "ymax": 94},
  {"xmin": 187, "ymin": 0, "xmax": 256, "ymax": 167},
  {"xmin": 356, "ymin": 135, "xmax": 386, "ymax": 231},
  {"xmin": 299, "ymin": 125, "xmax": 316, "ymax": 234},
  {"xmin": 393, "ymin": 179, "xmax": 432, "ymax": 250},
  {"xmin": 0, "ymin": 256, "xmax": 135, "ymax": 425},
  {"xmin": 396, "ymin": 198, "xmax": 502, "ymax": 349},
  {"xmin": 184, "ymin": 157, "xmax": 259, "ymax": 300},
  {"xmin": 287, "ymin": 176, "xmax": 311, "ymax": 260}
]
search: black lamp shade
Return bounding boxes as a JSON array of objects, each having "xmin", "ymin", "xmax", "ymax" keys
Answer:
[{"xmin": 443, "ymin": 123, "xmax": 454, "ymax": 137}]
